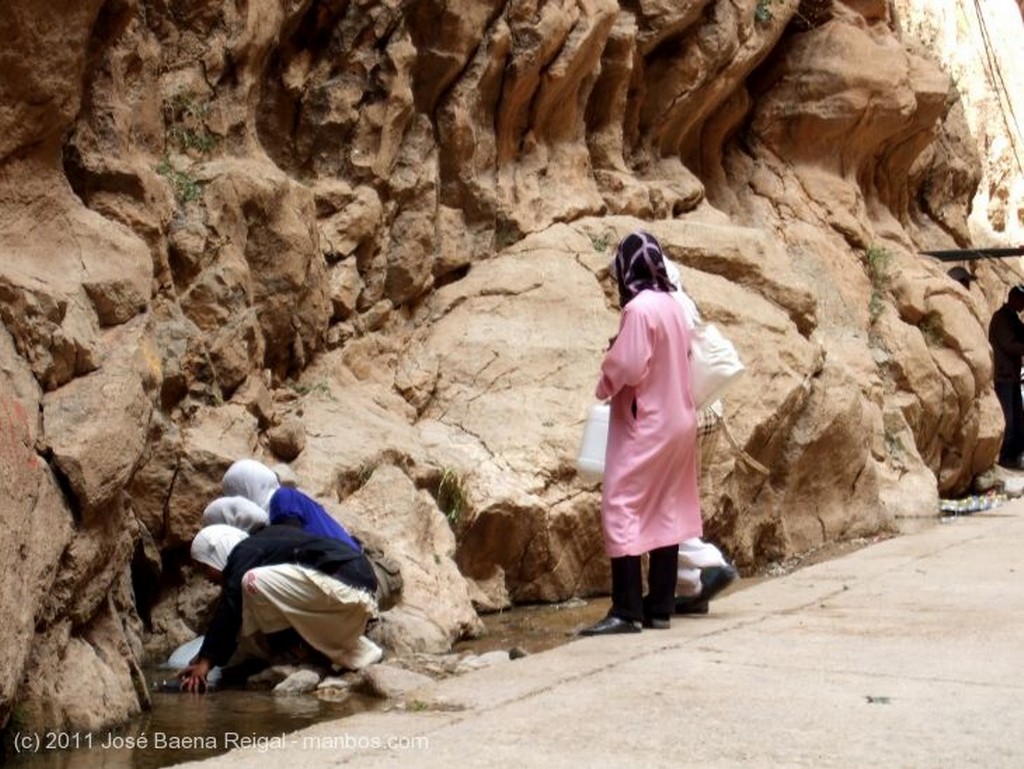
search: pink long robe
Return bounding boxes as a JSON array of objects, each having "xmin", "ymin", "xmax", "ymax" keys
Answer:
[{"xmin": 596, "ymin": 290, "xmax": 702, "ymax": 558}]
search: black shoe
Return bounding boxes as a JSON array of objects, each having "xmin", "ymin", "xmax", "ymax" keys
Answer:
[
  {"xmin": 641, "ymin": 595, "xmax": 671, "ymax": 629},
  {"xmin": 579, "ymin": 615, "xmax": 641, "ymax": 636},
  {"xmin": 700, "ymin": 564, "xmax": 738, "ymax": 603},
  {"xmin": 673, "ymin": 596, "xmax": 710, "ymax": 615},
  {"xmin": 675, "ymin": 563, "xmax": 738, "ymax": 615}
]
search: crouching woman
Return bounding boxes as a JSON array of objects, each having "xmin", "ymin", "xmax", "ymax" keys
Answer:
[{"xmin": 179, "ymin": 523, "xmax": 383, "ymax": 692}]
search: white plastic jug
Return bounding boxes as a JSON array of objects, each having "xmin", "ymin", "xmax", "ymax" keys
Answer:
[{"xmin": 576, "ymin": 403, "xmax": 610, "ymax": 481}]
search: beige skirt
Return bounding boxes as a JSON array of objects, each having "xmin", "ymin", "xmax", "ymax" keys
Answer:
[{"xmin": 240, "ymin": 563, "xmax": 382, "ymax": 670}]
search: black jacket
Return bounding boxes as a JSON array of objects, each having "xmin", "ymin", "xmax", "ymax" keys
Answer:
[
  {"xmin": 990, "ymin": 303, "xmax": 1024, "ymax": 383},
  {"xmin": 199, "ymin": 525, "xmax": 377, "ymax": 666}
]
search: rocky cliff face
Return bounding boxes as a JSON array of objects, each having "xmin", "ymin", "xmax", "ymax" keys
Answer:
[
  {"xmin": 893, "ymin": 0, "xmax": 1024, "ymax": 247},
  {"xmin": 1, "ymin": 0, "xmax": 1021, "ymax": 734}
]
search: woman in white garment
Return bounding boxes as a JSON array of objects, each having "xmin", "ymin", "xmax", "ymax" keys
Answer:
[{"xmin": 179, "ymin": 524, "xmax": 382, "ymax": 692}]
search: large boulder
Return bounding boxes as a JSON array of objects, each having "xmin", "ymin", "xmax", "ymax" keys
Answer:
[{"xmin": 340, "ymin": 466, "xmax": 483, "ymax": 653}]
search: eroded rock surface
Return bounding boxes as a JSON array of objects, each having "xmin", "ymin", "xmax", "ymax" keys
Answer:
[{"xmin": 1, "ymin": 0, "xmax": 1021, "ymax": 733}]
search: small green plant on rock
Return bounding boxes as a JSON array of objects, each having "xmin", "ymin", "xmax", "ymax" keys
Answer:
[
  {"xmin": 865, "ymin": 245, "xmax": 892, "ymax": 323},
  {"xmin": 882, "ymin": 414, "xmax": 910, "ymax": 474},
  {"xmin": 166, "ymin": 91, "xmax": 217, "ymax": 156},
  {"xmin": 156, "ymin": 158, "xmax": 202, "ymax": 204},
  {"xmin": 865, "ymin": 245, "xmax": 892, "ymax": 285},
  {"xmin": 868, "ymin": 291, "xmax": 886, "ymax": 323},
  {"xmin": 755, "ymin": 0, "xmax": 780, "ymax": 23},
  {"xmin": 918, "ymin": 313, "xmax": 944, "ymax": 347},
  {"xmin": 294, "ymin": 379, "xmax": 332, "ymax": 398},
  {"xmin": 589, "ymin": 232, "xmax": 612, "ymax": 253},
  {"xmin": 437, "ymin": 468, "xmax": 466, "ymax": 527},
  {"xmin": 884, "ymin": 427, "xmax": 905, "ymax": 460}
]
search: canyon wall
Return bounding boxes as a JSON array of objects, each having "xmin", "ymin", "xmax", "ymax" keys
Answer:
[
  {"xmin": 1, "ymin": 0, "xmax": 1021, "ymax": 733},
  {"xmin": 893, "ymin": 0, "xmax": 1024, "ymax": 247}
]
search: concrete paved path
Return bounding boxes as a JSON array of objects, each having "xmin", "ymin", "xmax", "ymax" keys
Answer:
[{"xmin": 179, "ymin": 498, "xmax": 1024, "ymax": 769}]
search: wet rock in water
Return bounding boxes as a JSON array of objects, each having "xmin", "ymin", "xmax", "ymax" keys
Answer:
[
  {"xmin": 466, "ymin": 567, "xmax": 512, "ymax": 613},
  {"xmin": 556, "ymin": 597, "xmax": 588, "ymax": 610},
  {"xmin": 154, "ymin": 677, "xmax": 187, "ymax": 693},
  {"xmin": 315, "ymin": 675, "xmax": 353, "ymax": 701},
  {"xmin": 359, "ymin": 664, "xmax": 434, "ymax": 700},
  {"xmin": 274, "ymin": 669, "xmax": 322, "ymax": 695},
  {"xmin": 509, "ymin": 646, "xmax": 529, "ymax": 660},
  {"xmin": 246, "ymin": 664, "xmax": 306, "ymax": 688}
]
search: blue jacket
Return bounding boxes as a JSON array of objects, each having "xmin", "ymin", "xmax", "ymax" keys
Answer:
[{"xmin": 269, "ymin": 487, "xmax": 361, "ymax": 552}]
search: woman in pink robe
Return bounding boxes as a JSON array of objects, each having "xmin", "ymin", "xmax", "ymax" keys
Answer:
[{"xmin": 580, "ymin": 231, "xmax": 702, "ymax": 636}]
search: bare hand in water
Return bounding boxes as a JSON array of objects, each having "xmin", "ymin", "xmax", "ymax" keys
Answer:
[{"xmin": 178, "ymin": 658, "xmax": 212, "ymax": 693}]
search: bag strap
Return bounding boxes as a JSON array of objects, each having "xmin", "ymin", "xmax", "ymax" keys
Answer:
[{"xmin": 718, "ymin": 415, "xmax": 769, "ymax": 475}]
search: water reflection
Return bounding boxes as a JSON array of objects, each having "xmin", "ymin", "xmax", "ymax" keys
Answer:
[
  {"xmin": 3, "ymin": 599, "xmax": 612, "ymax": 769},
  {"xmin": 5, "ymin": 685, "xmax": 381, "ymax": 769},
  {"xmin": 454, "ymin": 598, "xmax": 606, "ymax": 655}
]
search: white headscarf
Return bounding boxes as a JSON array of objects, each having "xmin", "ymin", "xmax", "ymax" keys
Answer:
[
  {"xmin": 222, "ymin": 459, "xmax": 280, "ymax": 511},
  {"xmin": 202, "ymin": 496, "xmax": 270, "ymax": 532},
  {"xmin": 191, "ymin": 524, "xmax": 249, "ymax": 571},
  {"xmin": 663, "ymin": 258, "xmax": 700, "ymax": 330}
]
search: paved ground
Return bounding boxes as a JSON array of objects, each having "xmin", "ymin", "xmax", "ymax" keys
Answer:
[{"xmin": 178, "ymin": 496, "xmax": 1024, "ymax": 769}]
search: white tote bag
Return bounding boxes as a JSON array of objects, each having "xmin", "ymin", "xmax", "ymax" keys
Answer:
[{"xmin": 689, "ymin": 321, "xmax": 744, "ymax": 411}]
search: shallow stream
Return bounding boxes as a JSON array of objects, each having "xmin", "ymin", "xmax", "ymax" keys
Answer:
[
  {"xmin": 2, "ymin": 598, "xmax": 609, "ymax": 769},
  {"xmin": 4, "ymin": 686, "xmax": 381, "ymax": 769}
]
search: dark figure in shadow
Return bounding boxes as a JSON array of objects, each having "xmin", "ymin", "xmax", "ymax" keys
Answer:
[{"xmin": 988, "ymin": 285, "xmax": 1024, "ymax": 468}]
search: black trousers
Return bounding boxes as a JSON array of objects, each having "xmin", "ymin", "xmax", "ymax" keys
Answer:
[
  {"xmin": 610, "ymin": 544, "xmax": 680, "ymax": 622},
  {"xmin": 996, "ymin": 380, "xmax": 1024, "ymax": 464}
]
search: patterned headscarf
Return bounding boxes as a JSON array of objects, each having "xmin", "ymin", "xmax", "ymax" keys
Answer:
[
  {"xmin": 191, "ymin": 524, "xmax": 249, "ymax": 571},
  {"xmin": 612, "ymin": 231, "xmax": 676, "ymax": 307},
  {"xmin": 202, "ymin": 496, "xmax": 270, "ymax": 533},
  {"xmin": 222, "ymin": 459, "xmax": 280, "ymax": 511}
]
